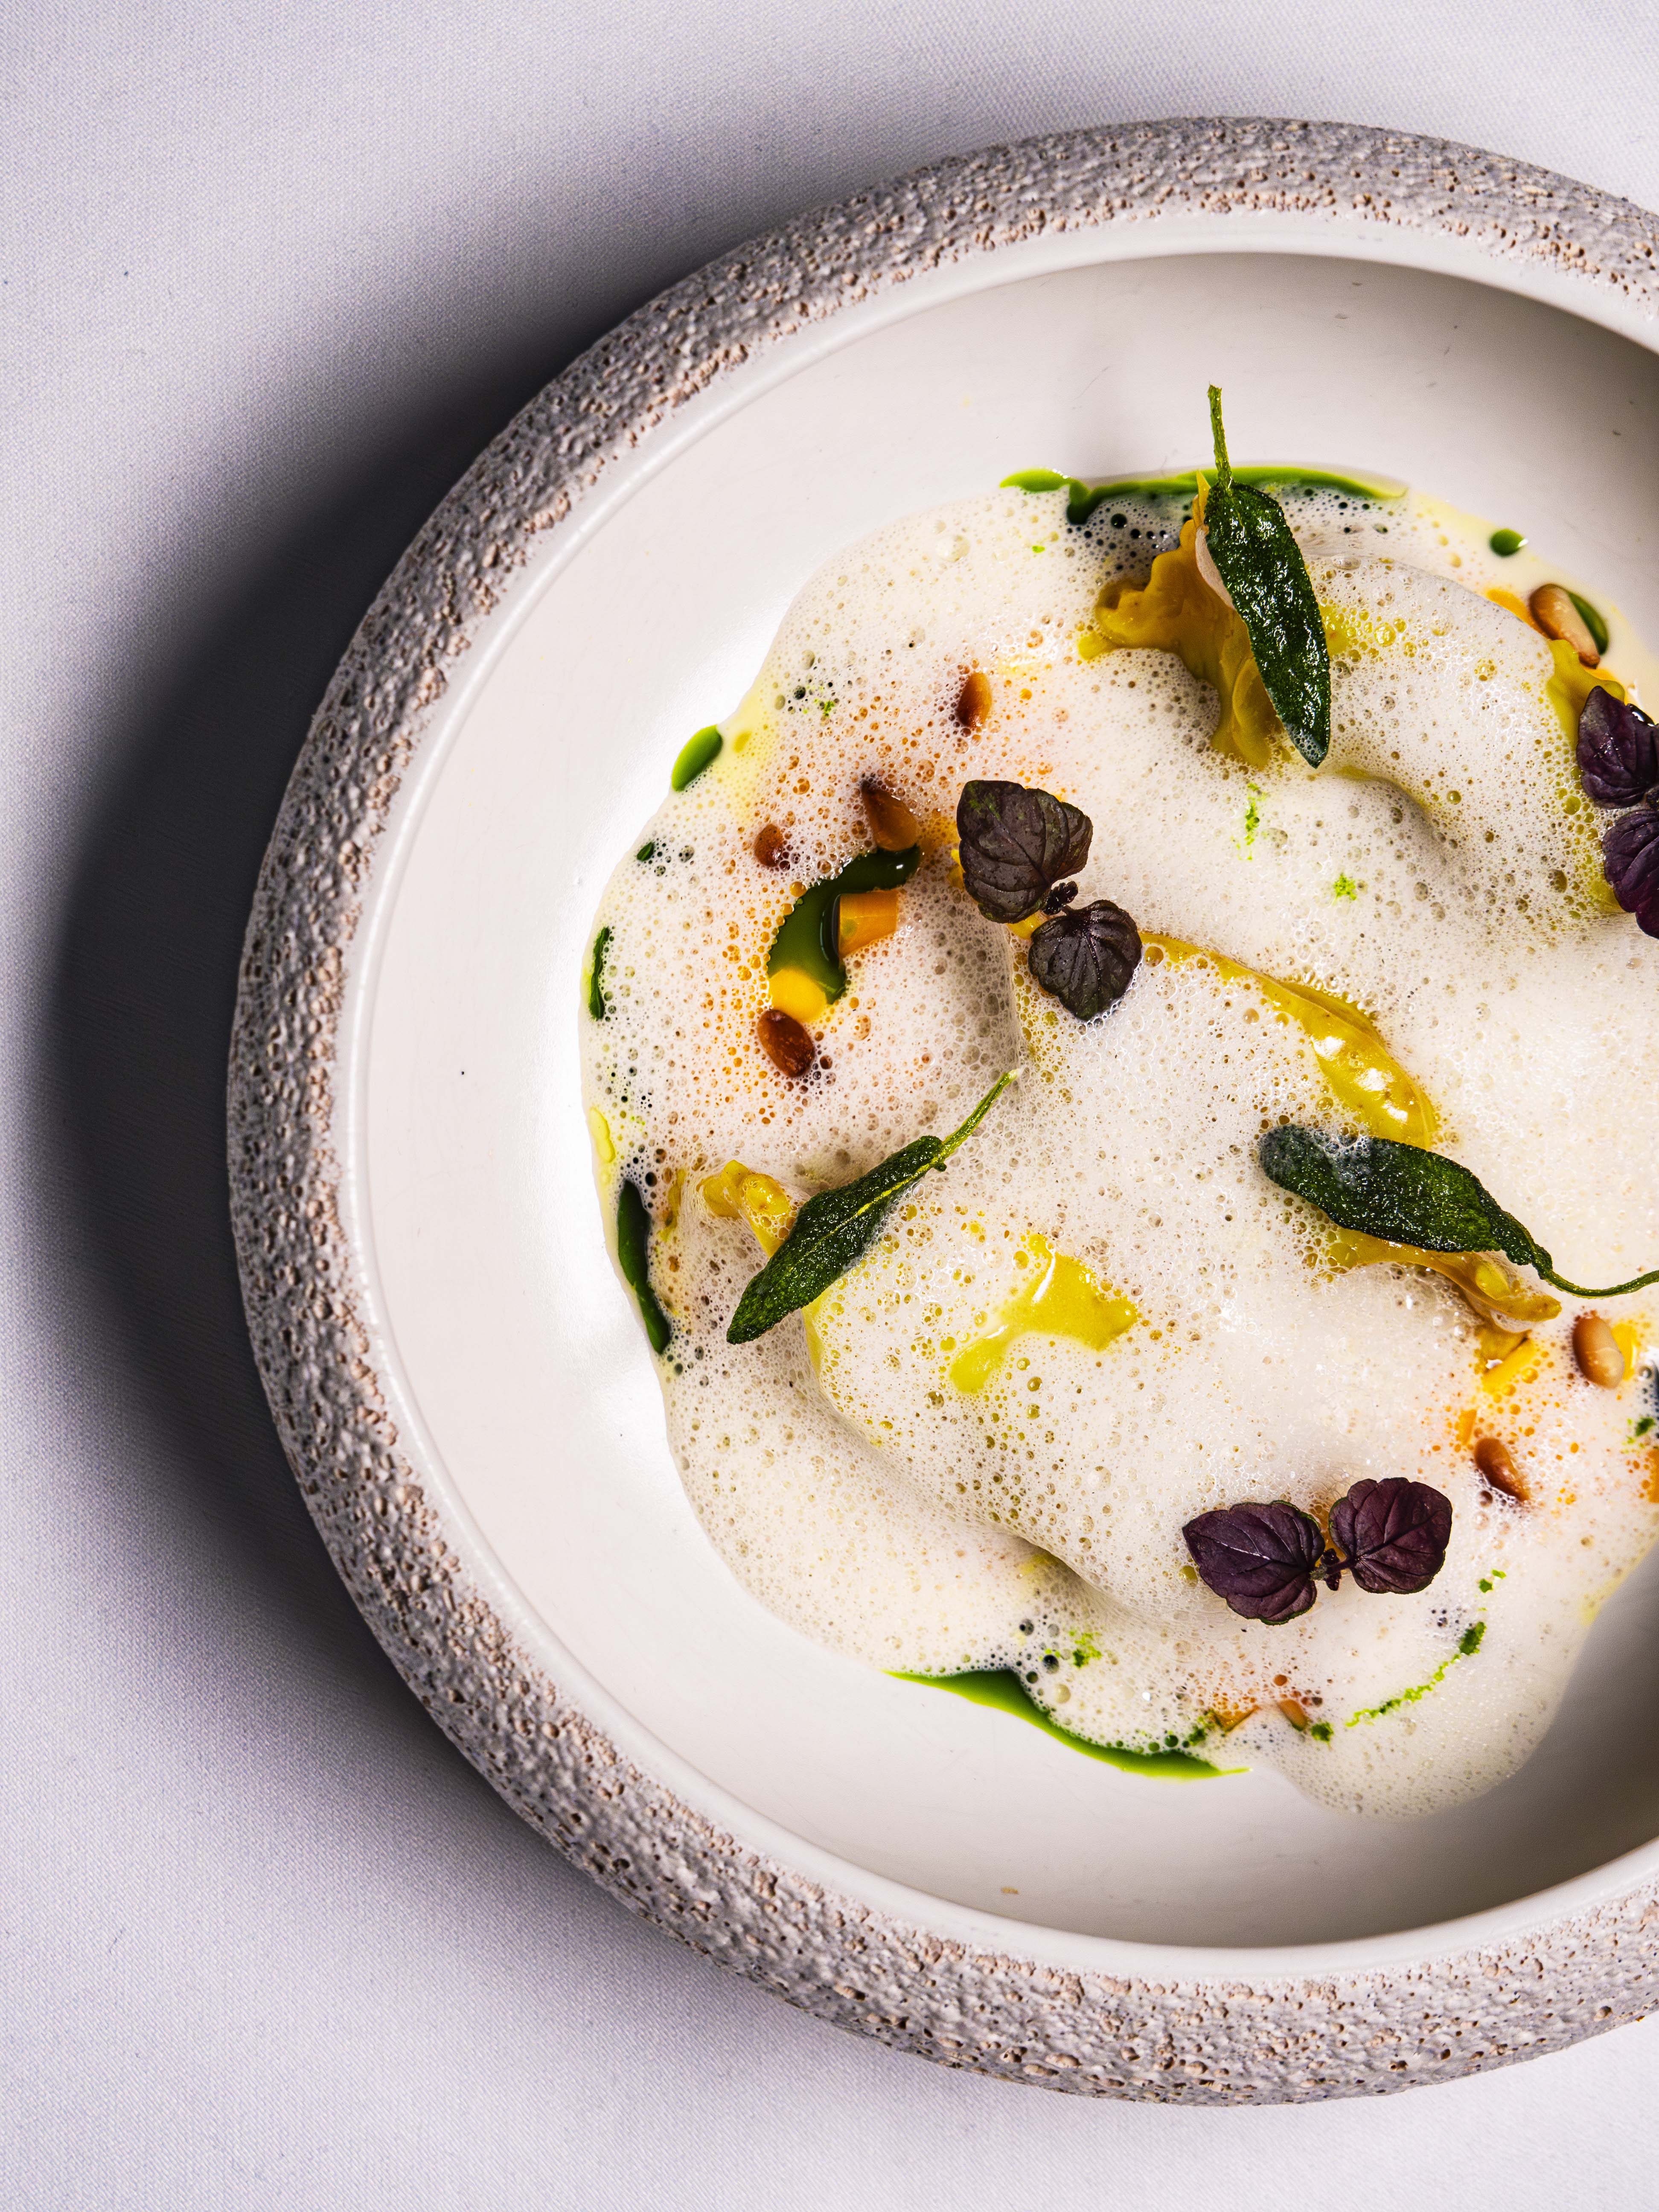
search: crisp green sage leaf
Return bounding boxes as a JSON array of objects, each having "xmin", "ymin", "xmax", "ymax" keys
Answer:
[
  {"xmin": 726, "ymin": 1072, "xmax": 1014, "ymax": 1343},
  {"xmin": 1259, "ymin": 1126, "xmax": 1659, "ymax": 1299},
  {"xmin": 1204, "ymin": 386, "xmax": 1331, "ymax": 768}
]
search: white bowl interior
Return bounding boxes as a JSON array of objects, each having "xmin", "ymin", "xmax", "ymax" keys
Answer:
[{"xmin": 349, "ymin": 247, "xmax": 1659, "ymax": 1948}]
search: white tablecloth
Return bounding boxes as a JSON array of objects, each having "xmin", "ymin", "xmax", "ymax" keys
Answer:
[{"xmin": 9, "ymin": 6, "xmax": 1659, "ymax": 2202}]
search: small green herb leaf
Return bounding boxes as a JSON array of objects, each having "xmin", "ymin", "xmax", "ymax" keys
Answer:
[
  {"xmin": 726, "ymin": 1073, "xmax": 1014, "ymax": 1343},
  {"xmin": 617, "ymin": 1179, "xmax": 671, "ymax": 1353},
  {"xmin": 587, "ymin": 926, "xmax": 611, "ymax": 1020},
  {"xmin": 1204, "ymin": 387, "xmax": 1332, "ymax": 768},
  {"xmin": 1260, "ymin": 1126, "xmax": 1659, "ymax": 1299}
]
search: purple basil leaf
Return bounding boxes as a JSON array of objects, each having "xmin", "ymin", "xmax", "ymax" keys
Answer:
[
  {"xmin": 1577, "ymin": 687, "xmax": 1659, "ymax": 808},
  {"xmin": 1328, "ymin": 1477, "xmax": 1452, "ymax": 1596},
  {"xmin": 1182, "ymin": 1500, "xmax": 1326, "ymax": 1625},
  {"xmin": 1027, "ymin": 899, "xmax": 1142, "ymax": 1020},
  {"xmin": 956, "ymin": 780, "xmax": 1092, "ymax": 924},
  {"xmin": 1604, "ymin": 800, "xmax": 1659, "ymax": 938}
]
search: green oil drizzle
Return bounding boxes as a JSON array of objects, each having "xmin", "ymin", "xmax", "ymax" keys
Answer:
[
  {"xmin": 671, "ymin": 725, "xmax": 723, "ymax": 791},
  {"xmin": 616, "ymin": 1179, "xmax": 671, "ymax": 1353},
  {"xmin": 1489, "ymin": 527, "xmax": 1526, "ymax": 557},
  {"xmin": 1345, "ymin": 1619, "xmax": 1485, "ymax": 1730},
  {"xmin": 1568, "ymin": 591, "xmax": 1610, "ymax": 655},
  {"xmin": 587, "ymin": 926, "xmax": 611, "ymax": 1020},
  {"xmin": 894, "ymin": 1668, "xmax": 1237, "ymax": 1779},
  {"xmin": 768, "ymin": 844, "xmax": 922, "ymax": 1004},
  {"xmin": 1002, "ymin": 464, "xmax": 1404, "ymax": 525}
]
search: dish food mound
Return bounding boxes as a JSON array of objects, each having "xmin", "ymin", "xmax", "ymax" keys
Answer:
[{"xmin": 580, "ymin": 390, "xmax": 1659, "ymax": 1818}]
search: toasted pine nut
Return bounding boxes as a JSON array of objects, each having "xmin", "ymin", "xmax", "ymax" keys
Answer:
[
  {"xmin": 1194, "ymin": 526, "xmax": 1236, "ymax": 611},
  {"xmin": 859, "ymin": 778, "xmax": 921, "ymax": 851},
  {"xmin": 1474, "ymin": 1435, "xmax": 1526, "ymax": 1502},
  {"xmin": 1529, "ymin": 584, "xmax": 1599, "ymax": 667},
  {"xmin": 955, "ymin": 670, "xmax": 992, "ymax": 729},
  {"xmin": 1277, "ymin": 1697, "xmax": 1310, "ymax": 1731},
  {"xmin": 756, "ymin": 1007, "xmax": 815, "ymax": 1079},
  {"xmin": 753, "ymin": 822, "xmax": 791, "ymax": 869},
  {"xmin": 1572, "ymin": 1312, "xmax": 1625, "ymax": 1388}
]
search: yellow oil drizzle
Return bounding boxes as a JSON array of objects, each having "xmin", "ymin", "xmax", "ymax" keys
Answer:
[
  {"xmin": 1143, "ymin": 937, "xmax": 1560, "ymax": 1334},
  {"xmin": 1079, "ymin": 492, "xmax": 1281, "ymax": 769},
  {"xmin": 949, "ymin": 1232, "xmax": 1137, "ymax": 1394},
  {"xmin": 587, "ymin": 1107, "xmax": 616, "ymax": 1167},
  {"xmin": 1613, "ymin": 1319, "xmax": 1643, "ymax": 1379},
  {"xmin": 1477, "ymin": 1330, "xmax": 1547, "ymax": 1400},
  {"xmin": 1142, "ymin": 933, "xmax": 1436, "ymax": 1146}
]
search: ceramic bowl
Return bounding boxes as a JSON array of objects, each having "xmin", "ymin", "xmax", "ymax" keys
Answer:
[{"xmin": 230, "ymin": 118, "xmax": 1659, "ymax": 2101}]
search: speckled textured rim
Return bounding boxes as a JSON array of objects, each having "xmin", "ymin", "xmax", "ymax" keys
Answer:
[{"xmin": 230, "ymin": 119, "xmax": 1659, "ymax": 2101}]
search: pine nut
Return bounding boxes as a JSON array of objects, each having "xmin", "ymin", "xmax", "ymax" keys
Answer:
[
  {"xmin": 756, "ymin": 1007, "xmax": 815, "ymax": 1079},
  {"xmin": 753, "ymin": 822, "xmax": 791, "ymax": 869},
  {"xmin": 859, "ymin": 779, "xmax": 921, "ymax": 851},
  {"xmin": 955, "ymin": 670, "xmax": 992, "ymax": 729},
  {"xmin": 1529, "ymin": 584, "xmax": 1599, "ymax": 667},
  {"xmin": 1474, "ymin": 1435, "xmax": 1526, "ymax": 1502},
  {"xmin": 1572, "ymin": 1312, "xmax": 1625, "ymax": 1388}
]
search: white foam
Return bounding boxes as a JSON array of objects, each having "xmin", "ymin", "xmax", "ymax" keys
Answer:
[{"xmin": 581, "ymin": 483, "xmax": 1659, "ymax": 1815}]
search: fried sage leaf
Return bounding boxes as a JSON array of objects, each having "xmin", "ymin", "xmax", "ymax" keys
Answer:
[
  {"xmin": 1329, "ymin": 1477, "xmax": 1452, "ymax": 1597},
  {"xmin": 956, "ymin": 780, "xmax": 1091, "ymax": 924},
  {"xmin": 1203, "ymin": 386, "xmax": 1331, "ymax": 768},
  {"xmin": 1182, "ymin": 1500, "xmax": 1326, "ymax": 1625},
  {"xmin": 1578, "ymin": 686, "xmax": 1659, "ymax": 808},
  {"xmin": 1027, "ymin": 899, "xmax": 1142, "ymax": 1019},
  {"xmin": 1604, "ymin": 799, "xmax": 1659, "ymax": 937},
  {"xmin": 726, "ymin": 1072, "xmax": 1014, "ymax": 1343},
  {"xmin": 1260, "ymin": 1125, "xmax": 1659, "ymax": 1299}
]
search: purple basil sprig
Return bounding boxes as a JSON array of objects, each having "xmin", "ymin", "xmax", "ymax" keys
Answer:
[
  {"xmin": 1575, "ymin": 689, "xmax": 1659, "ymax": 937},
  {"xmin": 1327, "ymin": 1477, "xmax": 1453, "ymax": 1596},
  {"xmin": 1603, "ymin": 800, "xmax": 1659, "ymax": 938},
  {"xmin": 1181, "ymin": 1499, "xmax": 1327, "ymax": 1625},
  {"xmin": 1577, "ymin": 687, "xmax": 1659, "ymax": 808},
  {"xmin": 1183, "ymin": 1476, "xmax": 1452, "ymax": 1625},
  {"xmin": 956, "ymin": 779, "xmax": 1092, "ymax": 925}
]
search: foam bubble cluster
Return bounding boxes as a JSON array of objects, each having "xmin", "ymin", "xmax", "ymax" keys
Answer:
[{"xmin": 581, "ymin": 480, "xmax": 1659, "ymax": 1815}]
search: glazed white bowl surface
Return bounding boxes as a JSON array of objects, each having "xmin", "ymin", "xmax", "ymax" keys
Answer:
[{"xmin": 230, "ymin": 119, "xmax": 1659, "ymax": 2099}]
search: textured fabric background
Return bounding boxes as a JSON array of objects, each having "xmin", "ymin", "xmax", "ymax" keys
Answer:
[{"xmin": 9, "ymin": 6, "xmax": 1659, "ymax": 2203}]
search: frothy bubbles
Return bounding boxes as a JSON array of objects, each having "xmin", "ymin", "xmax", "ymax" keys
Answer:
[{"xmin": 580, "ymin": 481, "xmax": 1659, "ymax": 1816}]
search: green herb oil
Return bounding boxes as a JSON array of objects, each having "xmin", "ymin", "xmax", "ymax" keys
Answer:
[
  {"xmin": 767, "ymin": 844, "xmax": 922, "ymax": 1004},
  {"xmin": 587, "ymin": 926, "xmax": 611, "ymax": 1021},
  {"xmin": 616, "ymin": 1179, "xmax": 671, "ymax": 1354},
  {"xmin": 893, "ymin": 1668, "xmax": 1237, "ymax": 1779},
  {"xmin": 1002, "ymin": 465, "xmax": 1404, "ymax": 523},
  {"xmin": 671, "ymin": 725, "xmax": 723, "ymax": 792}
]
